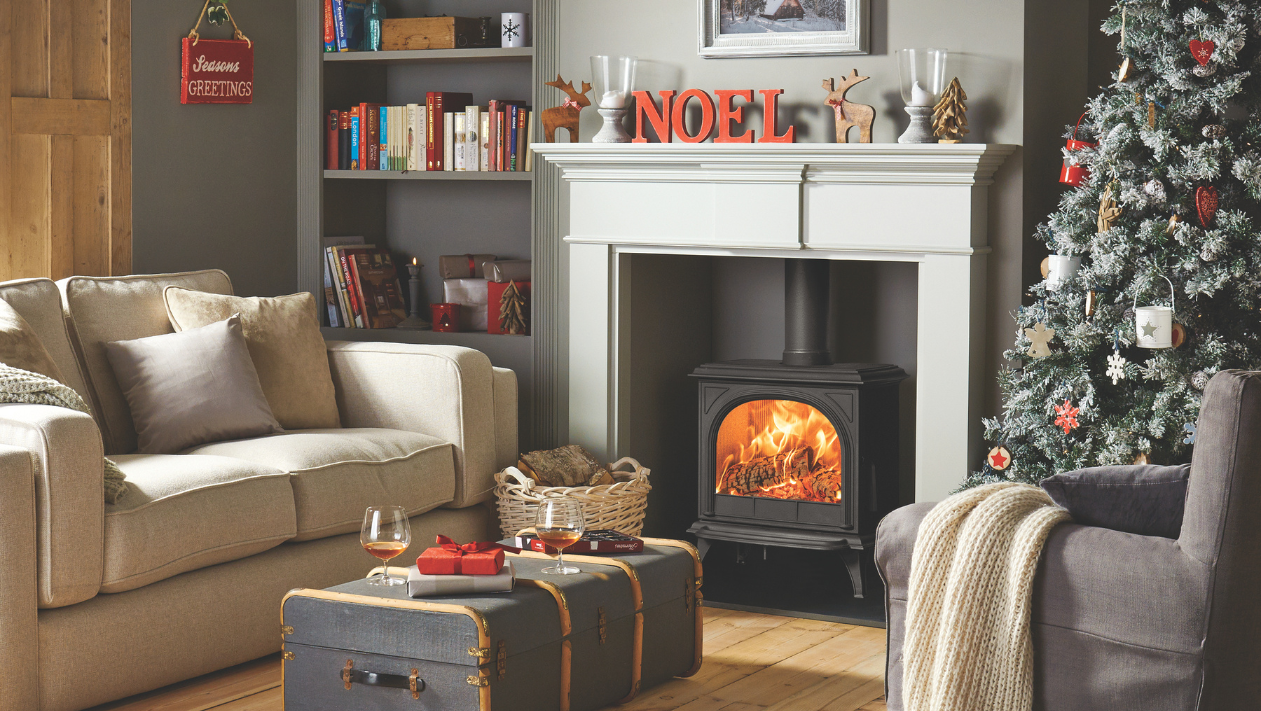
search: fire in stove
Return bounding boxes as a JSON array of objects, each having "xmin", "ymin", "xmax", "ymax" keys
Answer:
[{"xmin": 714, "ymin": 400, "xmax": 844, "ymax": 503}]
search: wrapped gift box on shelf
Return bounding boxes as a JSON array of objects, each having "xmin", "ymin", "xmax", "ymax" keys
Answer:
[
  {"xmin": 489, "ymin": 280, "xmax": 530, "ymax": 335},
  {"xmin": 485, "ymin": 259, "xmax": 531, "ymax": 283},
  {"xmin": 439, "ymin": 253, "xmax": 496, "ymax": 279},
  {"xmin": 416, "ymin": 536, "xmax": 509, "ymax": 575},
  {"xmin": 443, "ymin": 278, "xmax": 488, "ymax": 331}
]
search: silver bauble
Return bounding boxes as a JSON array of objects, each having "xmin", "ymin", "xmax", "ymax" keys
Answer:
[
  {"xmin": 1192, "ymin": 371, "xmax": 1211, "ymax": 390},
  {"xmin": 1143, "ymin": 179, "xmax": 1167, "ymax": 204},
  {"xmin": 1203, "ymin": 124, "xmax": 1227, "ymax": 139},
  {"xmin": 1193, "ymin": 63, "xmax": 1217, "ymax": 78}
]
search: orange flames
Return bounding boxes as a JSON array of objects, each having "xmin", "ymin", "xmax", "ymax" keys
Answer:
[{"xmin": 714, "ymin": 400, "xmax": 844, "ymax": 503}]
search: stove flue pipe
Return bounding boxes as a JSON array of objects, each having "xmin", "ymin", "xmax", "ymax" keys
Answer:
[{"xmin": 782, "ymin": 259, "xmax": 832, "ymax": 367}]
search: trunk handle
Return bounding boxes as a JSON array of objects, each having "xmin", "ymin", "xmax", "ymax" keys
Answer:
[{"xmin": 342, "ymin": 659, "xmax": 425, "ymax": 699}]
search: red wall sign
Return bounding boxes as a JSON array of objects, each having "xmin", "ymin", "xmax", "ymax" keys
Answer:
[
  {"xmin": 181, "ymin": 38, "xmax": 254, "ymax": 104},
  {"xmin": 632, "ymin": 89, "xmax": 794, "ymax": 144}
]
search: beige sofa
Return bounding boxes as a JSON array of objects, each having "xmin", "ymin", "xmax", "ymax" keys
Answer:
[{"xmin": 0, "ymin": 270, "xmax": 517, "ymax": 711}]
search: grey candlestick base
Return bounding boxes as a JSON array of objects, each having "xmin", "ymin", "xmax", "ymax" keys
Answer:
[
  {"xmin": 898, "ymin": 105, "xmax": 937, "ymax": 144},
  {"xmin": 592, "ymin": 107, "xmax": 631, "ymax": 143},
  {"xmin": 398, "ymin": 274, "xmax": 431, "ymax": 329}
]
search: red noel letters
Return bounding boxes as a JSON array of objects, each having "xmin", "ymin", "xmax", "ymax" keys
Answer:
[{"xmin": 632, "ymin": 88, "xmax": 794, "ymax": 144}]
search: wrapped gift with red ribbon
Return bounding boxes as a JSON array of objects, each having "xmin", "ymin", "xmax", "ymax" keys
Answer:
[{"xmin": 416, "ymin": 535, "xmax": 521, "ymax": 575}]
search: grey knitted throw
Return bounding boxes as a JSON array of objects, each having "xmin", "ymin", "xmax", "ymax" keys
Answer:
[{"xmin": 0, "ymin": 363, "xmax": 127, "ymax": 503}]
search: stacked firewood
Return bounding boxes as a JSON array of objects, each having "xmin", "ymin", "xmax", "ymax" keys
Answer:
[
  {"xmin": 718, "ymin": 445, "xmax": 843, "ymax": 501},
  {"xmin": 517, "ymin": 444, "xmax": 615, "ymax": 487}
]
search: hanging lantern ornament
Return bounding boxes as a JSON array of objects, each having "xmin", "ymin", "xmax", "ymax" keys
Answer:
[
  {"xmin": 1134, "ymin": 275, "xmax": 1176, "ymax": 349},
  {"xmin": 1143, "ymin": 179, "xmax": 1166, "ymax": 205},
  {"xmin": 1060, "ymin": 113, "xmax": 1096, "ymax": 187},
  {"xmin": 1045, "ymin": 255, "xmax": 1081, "ymax": 291},
  {"xmin": 987, "ymin": 445, "xmax": 1012, "ymax": 471}
]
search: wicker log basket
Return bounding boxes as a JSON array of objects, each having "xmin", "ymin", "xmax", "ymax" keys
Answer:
[{"xmin": 494, "ymin": 457, "xmax": 651, "ymax": 539}]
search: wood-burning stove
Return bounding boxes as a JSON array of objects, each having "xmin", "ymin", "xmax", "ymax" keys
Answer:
[{"xmin": 687, "ymin": 259, "xmax": 907, "ymax": 599}]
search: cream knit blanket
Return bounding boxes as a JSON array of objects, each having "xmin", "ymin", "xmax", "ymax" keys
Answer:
[
  {"xmin": 902, "ymin": 482, "xmax": 1069, "ymax": 711},
  {"xmin": 0, "ymin": 362, "xmax": 127, "ymax": 503}
]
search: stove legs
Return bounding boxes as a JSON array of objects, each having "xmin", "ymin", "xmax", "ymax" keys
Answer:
[
  {"xmin": 696, "ymin": 538, "xmax": 712, "ymax": 562},
  {"xmin": 840, "ymin": 548, "xmax": 867, "ymax": 599}
]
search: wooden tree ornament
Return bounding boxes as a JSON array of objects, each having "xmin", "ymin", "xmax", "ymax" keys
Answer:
[
  {"xmin": 821, "ymin": 69, "xmax": 875, "ymax": 144},
  {"xmin": 933, "ymin": 77, "xmax": 969, "ymax": 143},
  {"xmin": 541, "ymin": 75, "xmax": 592, "ymax": 143},
  {"xmin": 499, "ymin": 281, "xmax": 529, "ymax": 335}
]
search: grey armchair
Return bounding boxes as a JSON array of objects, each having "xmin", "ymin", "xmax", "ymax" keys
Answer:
[{"xmin": 876, "ymin": 369, "xmax": 1261, "ymax": 710}]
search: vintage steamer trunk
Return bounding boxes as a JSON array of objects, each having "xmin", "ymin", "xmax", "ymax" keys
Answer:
[{"xmin": 280, "ymin": 540, "xmax": 702, "ymax": 710}]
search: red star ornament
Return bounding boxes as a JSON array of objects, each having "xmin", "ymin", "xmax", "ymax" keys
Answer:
[
  {"xmin": 988, "ymin": 446, "xmax": 1011, "ymax": 471},
  {"xmin": 1054, "ymin": 399, "xmax": 1080, "ymax": 435},
  {"xmin": 1190, "ymin": 39, "xmax": 1215, "ymax": 66}
]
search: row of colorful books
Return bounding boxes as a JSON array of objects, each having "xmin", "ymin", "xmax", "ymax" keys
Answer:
[
  {"xmin": 322, "ymin": 237, "xmax": 407, "ymax": 329},
  {"xmin": 323, "ymin": 0, "xmax": 365, "ymax": 52},
  {"xmin": 326, "ymin": 94, "xmax": 534, "ymax": 173}
]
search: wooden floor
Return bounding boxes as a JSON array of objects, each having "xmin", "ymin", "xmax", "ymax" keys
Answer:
[{"xmin": 92, "ymin": 606, "xmax": 887, "ymax": 711}]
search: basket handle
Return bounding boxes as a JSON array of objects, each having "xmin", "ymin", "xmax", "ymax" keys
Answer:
[
  {"xmin": 1071, "ymin": 112, "xmax": 1087, "ymax": 141},
  {"xmin": 1133, "ymin": 274, "xmax": 1175, "ymax": 311},
  {"xmin": 499, "ymin": 466, "xmax": 535, "ymax": 490},
  {"xmin": 609, "ymin": 457, "xmax": 648, "ymax": 479}
]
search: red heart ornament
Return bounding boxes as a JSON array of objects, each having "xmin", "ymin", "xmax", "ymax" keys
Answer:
[
  {"xmin": 1191, "ymin": 39, "xmax": 1215, "ymax": 66},
  {"xmin": 1197, "ymin": 186, "xmax": 1219, "ymax": 228}
]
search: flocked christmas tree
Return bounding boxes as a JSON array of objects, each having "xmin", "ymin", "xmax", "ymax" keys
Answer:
[{"xmin": 967, "ymin": 1, "xmax": 1261, "ymax": 487}]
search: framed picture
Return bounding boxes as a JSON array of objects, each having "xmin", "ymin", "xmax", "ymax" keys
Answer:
[{"xmin": 698, "ymin": 0, "xmax": 869, "ymax": 58}]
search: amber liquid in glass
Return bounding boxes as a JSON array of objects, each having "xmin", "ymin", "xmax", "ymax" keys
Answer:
[
  {"xmin": 536, "ymin": 528, "xmax": 582, "ymax": 550},
  {"xmin": 364, "ymin": 541, "xmax": 408, "ymax": 560}
]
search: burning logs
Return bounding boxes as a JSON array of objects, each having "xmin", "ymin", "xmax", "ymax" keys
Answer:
[
  {"xmin": 719, "ymin": 447, "xmax": 814, "ymax": 496},
  {"xmin": 804, "ymin": 467, "xmax": 844, "ymax": 501}
]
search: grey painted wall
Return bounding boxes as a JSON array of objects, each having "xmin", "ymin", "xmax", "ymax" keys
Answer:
[{"xmin": 132, "ymin": 0, "xmax": 297, "ymax": 297}]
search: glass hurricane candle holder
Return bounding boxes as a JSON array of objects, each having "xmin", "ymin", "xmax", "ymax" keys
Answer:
[
  {"xmin": 590, "ymin": 55, "xmax": 637, "ymax": 143},
  {"xmin": 897, "ymin": 48, "xmax": 948, "ymax": 144}
]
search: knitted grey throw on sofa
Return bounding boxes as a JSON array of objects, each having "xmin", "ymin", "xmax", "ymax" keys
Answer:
[{"xmin": 0, "ymin": 362, "xmax": 127, "ymax": 502}]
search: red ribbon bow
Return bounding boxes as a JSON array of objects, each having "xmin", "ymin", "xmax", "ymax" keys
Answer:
[
  {"xmin": 562, "ymin": 97, "xmax": 582, "ymax": 111},
  {"xmin": 436, "ymin": 535, "xmax": 520, "ymax": 555}
]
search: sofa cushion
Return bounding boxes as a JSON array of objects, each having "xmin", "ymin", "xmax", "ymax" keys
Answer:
[
  {"xmin": 58, "ymin": 271, "xmax": 234, "ymax": 455},
  {"xmin": 104, "ymin": 454, "xmax": 296, "ymax": 593},
  {"xmin": 164, "ymin": 288, "xmax": 340, "ymax": 430},
  {"xmin": 0, "ymin": 297, "xmax": 65, "ymax": 381},
  {"xmin": 105, "ymin": 315, "xmax": 281, "ymax": 454},
  {"xmin": 1040, "ymin": 464, "xmax": 1190, "ymax": 539},
  {"xmin": 0, "ymin": 278, "xmax": 93, "ymax": 405},
  {"xmin": 183, "ymin": 428, "xmax": 456, "ymax": 541}
]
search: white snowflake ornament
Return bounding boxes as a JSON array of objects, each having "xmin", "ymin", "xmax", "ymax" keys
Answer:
[{"xmin": 1107, "ymin": 349, "xmax": 1127, "ymax": 385}]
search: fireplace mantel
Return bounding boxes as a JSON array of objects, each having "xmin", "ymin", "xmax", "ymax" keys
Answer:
[{"xmin": 533, "ymin": 143, "xmax": 1016, "ymax": 502}]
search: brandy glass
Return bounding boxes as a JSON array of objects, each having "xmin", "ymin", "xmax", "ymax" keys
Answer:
[
  {"xmin": 361, "ymin": 505, "xmax": 411, "ymax": 586},
  {"xmin": 535, "ymin": 499, "xmax": 586, "ymax": 575}
]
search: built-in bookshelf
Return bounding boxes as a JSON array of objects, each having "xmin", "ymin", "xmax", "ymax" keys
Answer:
[{"xmin": 298, "ymin": 1, "xmax": 561, "ymax": 449}]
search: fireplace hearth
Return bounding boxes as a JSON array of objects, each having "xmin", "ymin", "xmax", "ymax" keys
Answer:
[{"xmin": 688, "ymin": 259, "xmax": 907, "ymax": 599}]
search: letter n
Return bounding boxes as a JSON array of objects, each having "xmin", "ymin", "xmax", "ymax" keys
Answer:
[{"xmin": 633, "ymin": 91, "xmax": 675, "ymax": 143}]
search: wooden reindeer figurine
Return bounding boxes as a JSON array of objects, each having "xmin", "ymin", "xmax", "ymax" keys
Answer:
[
  {"xmin": 822, "ymin": 69, "xmax": 875, "ymax": 144},
  {"xmin": 541, "ymin": 75, "xmax": 592, "ymax": 143}
]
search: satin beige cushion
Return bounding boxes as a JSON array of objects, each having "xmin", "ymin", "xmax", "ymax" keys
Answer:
[
  {"xmin": 102, "ymin": 453, "xmax": 296, "ymax": 593},
  {"xmin": 163, "ymin": 288, "xmax": 340, "ymax": 430},
  {"xmin": 105, "ymin": 315, "xmax": 282, "ymax": 454},
  {"xmin": 0, "ymin": 297, "xmax": 65, "ymax": 382},
  {"xmin": 184, "ymin": 428, "xmax": 455, "ymax": 541}
]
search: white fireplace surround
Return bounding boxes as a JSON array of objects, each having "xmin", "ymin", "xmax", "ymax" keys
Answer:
[{"xmin": 533, "ymin": 143, "xmax": 1015, "ymax": 502}]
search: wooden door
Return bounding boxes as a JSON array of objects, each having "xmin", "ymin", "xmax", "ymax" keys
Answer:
[{"xmin": 1, "ymin": 0, "xmax": 131, "ymax": 281}]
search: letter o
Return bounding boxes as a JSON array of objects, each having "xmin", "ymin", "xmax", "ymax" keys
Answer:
[{"xmin": 671, "ymin": 89, "xmax": 715, "ymax": 144}]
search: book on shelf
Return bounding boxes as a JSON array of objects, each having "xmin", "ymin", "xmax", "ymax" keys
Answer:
[
  {"xmin": 452, "ymin": 114, "xmax": 466, "ymax": 171},
  {"xmin": 349, "ymin": 107, "xmax": 360, "ymax": 169},
  {"xmin": 331, "ymin": 0, "xmax": 347, "ymax": 51},
  {"xmin": 323, "ymin": 0, "xmax": 335, "ymax": 52},
  {"xmin": 342, "ymin": 1, "xmax": 365, "ymax": 51},
  {"xmin": 326, "ymin": 95, "xmax": 533, "ymax": 174},
  {"xmin": 338, "ymin": 110, "xmax": 351, "ymax": 169},
  {"xmin": 349, "ymin": 250, "xmax": 408, "ymax": 328},
  {"xmin": 322, "ymin": 237, "xmax": 366, "ymax": 328},
  {"xmin": 326, "ymin": 110, "xmax": 339, "ymax": 170}
]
